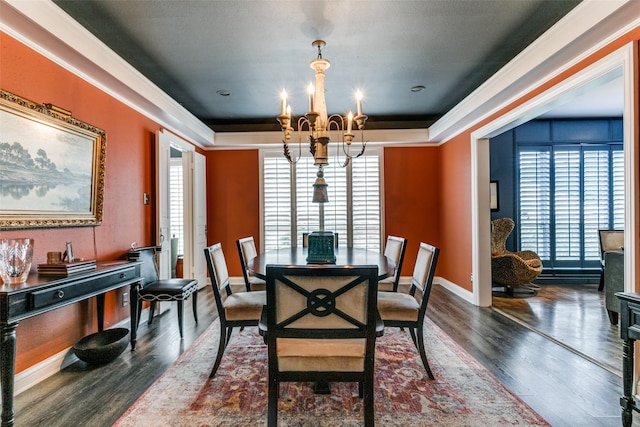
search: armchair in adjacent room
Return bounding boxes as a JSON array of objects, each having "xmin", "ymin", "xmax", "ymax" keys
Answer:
[{"xmin": 491, "ymin": 218, "xmax": 543, "ymax": 297}]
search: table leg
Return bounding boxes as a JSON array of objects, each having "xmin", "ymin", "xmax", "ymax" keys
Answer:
[
  {"xmin": 621, "ymin": 338, "xmax": 634, "ymax": 427},
  {"xmin": 1, "ymin": 322, "xmax": 18, "ymax": 427},
  {"xmin": 130, "ymin": 281, "xmax": 140, "ymax": 350},
  {"xmin": 96, "ymin": 294, "xmax": 105, "ymax": 332}
]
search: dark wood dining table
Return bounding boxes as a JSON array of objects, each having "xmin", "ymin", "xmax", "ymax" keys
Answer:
[{"xmin": 248, "ymin": 247, "xmax": 395, "ymax": 281}]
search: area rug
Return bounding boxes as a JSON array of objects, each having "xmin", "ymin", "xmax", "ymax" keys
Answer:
[{"xmin": 114, "ymin": 317, "xmax": 549, "ymax": 426}]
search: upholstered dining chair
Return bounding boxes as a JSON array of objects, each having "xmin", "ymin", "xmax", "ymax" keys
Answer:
[
  {"xmin": 127, "ymin": 246, "xmax": 198, "ymax": 339},
  {"xmin": 598, "ymin": 229, "xmax": 624, "ymax": 291},
  {"xmin": 237, "ymin": 236, "xmax": 266, "ymax": 291},
  {"xmin": 204, "ymin": 243, "xmax": 266, "ymax": 378},
  {"xmin": 260, "ymin": 264, "xmax": 381, "ymax": 427},
  {"xmin": 377, "ymin": 242, "xmax": 439, "ymax": 379},
  {"xmin": 378, "ymin": 235, "xmax": 408, "ymax": 292}
]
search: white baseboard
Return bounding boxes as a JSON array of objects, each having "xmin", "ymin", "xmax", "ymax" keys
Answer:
[{"xmin": 435, "ymin": 276, "xmax": 474, "ymax": 304}]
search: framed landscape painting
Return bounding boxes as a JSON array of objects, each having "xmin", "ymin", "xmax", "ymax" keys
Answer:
[{"xmin": 0, "ymin": 89, "xmax": 106, "ymax": 229}]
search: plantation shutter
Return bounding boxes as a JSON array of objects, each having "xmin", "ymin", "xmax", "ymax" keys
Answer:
[
  {"xmin": 554, "ymin": 149, "xmax": 581, "ymax": 261},
  {"xmin": 582, "ymin": 150, "xmax": 610, "ymax": 261},
  {"xmin": 352, "ymin": 154, "xmax": 381, "ymax": 251},
  {"xmin": 612, "ymin": 149, "xmax": 625, "ymax": 229},
  {"xmin": 518, "ymin": 149, "xmax": 551, "ymax": 259},
  {"xmin": 263, "ymin": 156, "xmax": 292, "ymax": 251}
]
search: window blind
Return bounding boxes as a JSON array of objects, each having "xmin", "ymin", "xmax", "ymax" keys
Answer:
[{"xmin": 262, "ymin": 149, "xmax": 381, "ymax": 251}]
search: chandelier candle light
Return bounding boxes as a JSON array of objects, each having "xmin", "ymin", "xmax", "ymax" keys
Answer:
[
  {"xmin": 278, "ymin": 40, "xmax": 368, "ymax": 205},
  {"xmin": 277, "ymin": 40, "xmax": 367, "ymax": 262}
]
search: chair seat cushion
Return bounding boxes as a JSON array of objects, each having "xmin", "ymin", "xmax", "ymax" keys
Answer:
[
  {"xmin": 377, "ymin": 291, "xmax": 420, "ymax": 322},
  {"xmin": 276, "ymin": 338, "xmax": 366, "ymax": 372},
  {"xmin": 249, "ymin": 276, "xmax": 266, "ymax": 291},
  {"xmin": 377, "ymin": 277, "xmax": 395, "ymax": 292},
  {"xmin": 139, "ymin": 279, "xmax": 198, "ymax": 301},
  {"xmin": 224, "ymin": 290, "xmax": 266, "ymax": 321}
]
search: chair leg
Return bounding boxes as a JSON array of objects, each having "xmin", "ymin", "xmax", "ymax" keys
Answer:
[
  {"xmin": 177, "ymin": 300, "xmax": 184, "ymax": 338},
  {"xmin": 608, "ymin": 309, "xmax": 619, "ymax": 325},
  {"xmin": 209, "ymin": 324, "xmax": 228, "ymax": 378},
  {"xmin": 415, "ymin": 325, "xmax": 435, "ymax": 380},
  {"xmin": 363, "ymin": 373, "xmax": 374, "ymax": 427},
  {"xmin": 598, "ymin": 270, "xmax": 605, "ymax": 292},
  {"xmin": 147, "ymin": 301, "xmax": 156, "ymax": 326},
  {"xmin": 224, "ymin": 327, "xmax": 233, "ymax": 349},
  {"xmin": 192, "ymin": 290, "xmax": 198, "ymax": 324},
  {"xmin": 268, "ymin": 377, "xmax": 278, "ymax": 427}
]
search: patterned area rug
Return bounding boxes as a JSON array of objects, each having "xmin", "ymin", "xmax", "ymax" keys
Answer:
[{"xmin": 114, "ymin": 317, "xmax": 549, "ymax": 426}]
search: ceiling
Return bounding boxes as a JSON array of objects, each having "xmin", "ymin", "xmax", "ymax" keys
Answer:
[{"xmin": 51, "ymin": 0, "xmax": 593, "ymax": 133}]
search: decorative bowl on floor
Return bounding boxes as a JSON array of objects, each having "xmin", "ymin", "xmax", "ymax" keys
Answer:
[{"xmin": 72, "ymin": 328, "xmax": 129, "ymax": 365}]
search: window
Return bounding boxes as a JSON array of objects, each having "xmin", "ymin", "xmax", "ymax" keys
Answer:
[
  {"xmin": 262, "ymin": 148, "xmax": 382, "ymax": 252},
  {"xmin": 518, "ymin": 144, "xmax": 623, "ymax": 268},
  {"xmin": 170, "ymin": 158, "xmax": 184, "ymax": 256}
]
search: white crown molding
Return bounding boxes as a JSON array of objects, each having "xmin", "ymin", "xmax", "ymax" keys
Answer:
[
  {"xmin": 1, "ymin": 0, "xmax": 214, "ymax": 148},
  {"xmin": 208, "ymin": 128, "xmax": 431, "ymax": 150},
  {"xmin": 428, "ymin": 0, "xmax": 638, "ymax": 143}
]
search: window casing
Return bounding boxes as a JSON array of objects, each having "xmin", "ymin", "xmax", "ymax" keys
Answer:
[{"xmin": 261, "ymin": 148, "xmax": 382, "ymax": 252}]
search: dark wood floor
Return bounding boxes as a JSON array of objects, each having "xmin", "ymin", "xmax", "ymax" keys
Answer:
[
  {"xmin": 492, "ymin": 283, "xmax": 621, "ymax": 376},
  {"xmin": 14, "ymin": 284, "xmax": 628, "ymax": 426}
]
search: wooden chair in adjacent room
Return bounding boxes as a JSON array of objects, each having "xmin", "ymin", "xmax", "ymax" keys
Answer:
[
  {"xmin": 260, "ymin": 264, "xmax": 382, "ymax": 427},
  {"xmin": 378, "ymin": 235, "xmax": 408, "ymax": 292},
  {"xmin": 377, "ymin": 242, "xmax": 439, "ymax": 379},
  {"xmin": 127, "ymin": 246, "xmax": 199, "ymax": 339},
  {"xmin": 204, "ymin": 243, "xmax": 266, "ymax": 378},
  {"xmin": 237, "ymin": 236, "xmax": 266, "ymax": 291}
]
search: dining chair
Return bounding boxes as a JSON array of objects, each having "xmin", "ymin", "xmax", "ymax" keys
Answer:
[
  {"xmin": 377, "ymin": 242, "xmax": 439, "ymax": 379},
  {"xmin": 260, "ymin": 264, "xmax": 381, "ymax": 427},
  {"xmin": 127, "ymin": 246, "xmax": 198, "ymax": 339},
  {"xmin": 378, "ymin": 235, "xmax": 408, "ymax": 292},
  {"xmin": 236, "ymin": 236, "xmax": 266, "ymax": 291},
  {"xmin": 204, "ymin": 243, "xmax": 266, "ymax": 378}
]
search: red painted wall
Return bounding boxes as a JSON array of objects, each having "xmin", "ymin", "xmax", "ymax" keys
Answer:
[
  {"xmin": 1, "ymin": 33, "xmax": 159, "ymax": 372},
  {"xmin": 205, "ymin": 150, "xmax": 261, "ymax": 275},
  {"xmin": 384, "ymin": 147, "xmax": 441, "ymax": 275}
]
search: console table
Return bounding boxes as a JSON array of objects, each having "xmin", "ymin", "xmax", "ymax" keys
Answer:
[
  {"xmin": 616, "ymin": 292, "xmax": 640, "ymax": 427},
  {"xmin": 0, "ymin": 261, "xmax": 141, "ymax": 427}
]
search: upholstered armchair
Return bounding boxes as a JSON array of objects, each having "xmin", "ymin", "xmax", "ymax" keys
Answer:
[{"xmin": 491, "ymin": 218, "xmax": 543, "ymax": 296}]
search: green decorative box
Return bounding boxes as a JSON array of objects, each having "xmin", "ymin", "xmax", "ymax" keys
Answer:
[{"xmin": 306, "ymin": 231, "xmax": 336, "ymax": 264}]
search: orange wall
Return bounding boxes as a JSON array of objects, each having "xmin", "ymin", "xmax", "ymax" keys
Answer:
[
  {"xmin": 205, "ymin": 150, "xmax": 261, "ymax": 275},
  {"xmin": 1, "ymin": 33, "xmax": 159, "ymax": 372},
  {"xmin": 384, "ymin": 147, "xmax": 441, "ymax": 275}
]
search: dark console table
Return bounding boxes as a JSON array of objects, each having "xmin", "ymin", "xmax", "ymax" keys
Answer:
[
  {"xmin": 616, "ymin": 292, "xmax": 640, "ymax": 427},
  {"xmin": 0, "ymin": 261, "xmax": 141, "ymax": 427}
]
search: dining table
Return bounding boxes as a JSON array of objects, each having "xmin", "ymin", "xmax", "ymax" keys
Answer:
[{"xmin": 248, "ymin": 246, "xmax": 395, "ymax": 281}]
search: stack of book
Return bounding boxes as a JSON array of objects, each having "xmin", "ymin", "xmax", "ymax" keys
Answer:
[{"xmin": 37, "ymin": 260, "xmax": 97, "ymax": 276}]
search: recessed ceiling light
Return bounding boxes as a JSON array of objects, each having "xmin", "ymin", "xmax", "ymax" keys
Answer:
[
  {"xmin": 216, "ymin": 90, "xmax": 231, "ymax": 97},
  {"xmin": 411, "ymin": 85, "xmax": 426, "ymax": 92}
]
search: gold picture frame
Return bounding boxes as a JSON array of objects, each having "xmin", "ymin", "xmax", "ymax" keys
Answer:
[{"xmin": 0, "ymin": 89, "xmax": 106, "ymax": 229}]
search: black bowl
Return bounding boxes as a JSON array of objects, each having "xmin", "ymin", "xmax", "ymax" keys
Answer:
[{"xmin": 72, "ymin": 328, "xmax": 129, "ymax": 365}]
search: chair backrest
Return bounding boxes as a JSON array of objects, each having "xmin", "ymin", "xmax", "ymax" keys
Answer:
[
  {"xmin": 302, "ymin": 232, "xmax": 339, "ymax": 248},
  {"xmin": 127, "ymin": 246, "xmax": 159, "ymax": 284},
  {"xmin": 383, "ymin": 235, "xmax": 408, "ymax": 286},
  {"xmin": 409, "ymin": 242, "xmax": 440, "ymax": 316},
  {"xmin": 265, "ymin": 265, "xmax": 378, "ymax": 341},
  {"xmin": 491, "ymin": 218, "xmax": 515, "ymax": 255},
  {"xmin": 599, "ymin": 229, "xmax": 624, "ymax": 257},
  {"xmin": 237, "ymin": 236, "xmax": 258, "ymax": 287},
  {"xmin": 203, "ymin": 243, "xmax": 232, "ymax": 313}
]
